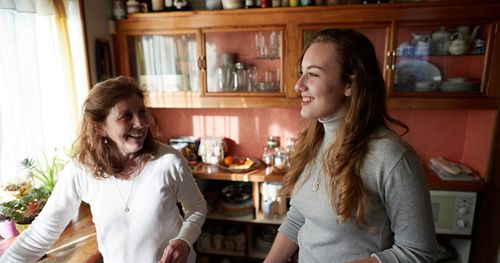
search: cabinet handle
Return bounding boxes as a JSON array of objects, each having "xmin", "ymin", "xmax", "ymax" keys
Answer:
[
  {"xmin": 386, "ymin": 50, "xmax": 392, "ymax": 57},
  {"xmin": 198, "ymin": 57, "xmax": 206, "ymax": 71}
]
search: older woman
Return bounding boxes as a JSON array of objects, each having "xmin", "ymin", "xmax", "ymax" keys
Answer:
[{"xmin": 1, "ymin": 76, "xmax": 207, "ymax": 263}]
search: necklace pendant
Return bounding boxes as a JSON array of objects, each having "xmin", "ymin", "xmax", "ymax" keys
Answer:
[
  {"xmin": 312, "ymin": 182, "xmax": 319, "ymax": 191},
  {"xmin": 125, "ymin": 207, "xmax": 130, "ymax": 212}
]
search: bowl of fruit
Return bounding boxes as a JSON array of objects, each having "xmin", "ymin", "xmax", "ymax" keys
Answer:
[{"xmin": 218, "ymin": 156, "xmax": 260, "ymax": 173}]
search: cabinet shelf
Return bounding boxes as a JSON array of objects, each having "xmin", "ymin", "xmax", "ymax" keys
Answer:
[
  {"xmin": 207, "ymin": 210, "xmax": 284, "ymax": 225},
  {"xmin": 425, "ymin": 167, "xmax": 486, "ymax": 192},
  {"xmin": 197, "ymin": 248, "xmax": 246, "ymax": 258},
  {"xmin": 388, "ymin": 97, "xmax": 498, "ymax": 109},
  {"xmin": 193, "ymin": 164, "xmax": 285, "ymax": 182},
  {"xmin": 396, "ymin": 53, "xmax": 485, "ymax": 58}
]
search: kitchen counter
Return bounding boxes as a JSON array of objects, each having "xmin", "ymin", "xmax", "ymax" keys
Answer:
[
  {"xmin": 0, "ymin": 204, "xmax": 101, "ymax": 263},
  {"xmin": 193, "ymin": 163, "xmax": 486, "ymax": 192}
]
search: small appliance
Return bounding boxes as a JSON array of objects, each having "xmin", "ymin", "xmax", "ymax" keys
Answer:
[{"xmin": 430, "ymin": 190, "xmax": 476, "ymax": 235}]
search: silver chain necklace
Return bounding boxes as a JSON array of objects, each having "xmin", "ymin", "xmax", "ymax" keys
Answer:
[
  {"xmin": 115, "ymin": 176, "xmax": 137, "ymax": 213},
  {"xmin": 114, "ymin": 159, "xmax": 144, "ymax": 213},
  {"xmin": 306, "ymin": 162, "xmax": 321, "ymax": 192}
]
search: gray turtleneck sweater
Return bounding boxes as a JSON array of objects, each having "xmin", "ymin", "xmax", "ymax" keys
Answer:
[{"xmin": 278, "ymin": 117, "xmax": 437, "ymax": 263}]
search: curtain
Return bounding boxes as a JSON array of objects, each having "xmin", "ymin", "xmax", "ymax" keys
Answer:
[{"xmin": 0, "ymin": 0, "xmax": 89, "ymax": 183}]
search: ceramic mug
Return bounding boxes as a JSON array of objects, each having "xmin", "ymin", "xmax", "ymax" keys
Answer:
[
  {"xmin": 234, "ymin": 232, "xmax": 246, "ymax": 253},
  {"xmin": 224, "ymin": 235, "xmax": 235, "ymax": 251},
  {"xmin": 197, "ymin": 232, "xmax": 211, "ymax": 251},
  {"xmin": 212, "ymin": 233, "xmax": 224, "ymax": 250}
]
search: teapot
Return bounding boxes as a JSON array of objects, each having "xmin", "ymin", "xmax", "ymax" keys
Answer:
[
  {"xmin": 411, "ymin": 33, "xmax": 430, "ymax": 44},
  {"xmin": 431, "ymin": 26, "xmax": 450, "ymax": 55},
  {"xmin": 448, "ymin": 32, "xmax": 469, "ymax": 55},
  {"xmin": 456, "ymin": 25, "xmax": 480, "ymax": 46}
]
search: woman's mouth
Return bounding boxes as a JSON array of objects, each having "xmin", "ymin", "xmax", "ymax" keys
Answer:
[
  {"xmin": 302, "ymin": 96, "xmax": 314, "ymax": 105},
  {"xmin": 127, "ymin": 131, "xmax": 145, "ymax": 140}
]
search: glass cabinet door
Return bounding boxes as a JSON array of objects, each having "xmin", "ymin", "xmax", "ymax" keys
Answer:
[
  {"xmin": 300, "ymin": 25, "xmax": 390, "ymax": 79},
  {"xmin": 392, "ymin": 22, "xmax": 490, "ymax": 95},
  {"xmin": 204, "ymin": 28, "xmax": 284, "ymax": 95},
  {"xmin": 126, "ymin": 33, "xmax": 199, "ymax": 93}
]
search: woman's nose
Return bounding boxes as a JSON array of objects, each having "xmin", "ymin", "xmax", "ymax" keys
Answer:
[
  {"xmin": 295, "ymin": 74, "xmax": 307, "ymax": 93},
  {"xmin": 132, "ymin": 114, "xmax": 147, "ymax": 128}
]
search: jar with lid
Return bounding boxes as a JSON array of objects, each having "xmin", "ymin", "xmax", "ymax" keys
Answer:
[
  {"xmin": 267, "ymin": 136, "xmax": 280, "ymax": 149},
  {"xmin": 151, "ymin": 0, "xmax": 164, "ymax": 11},
  {"xmin": 273, "ymin": 148, "xmax": 288, "ymax": 167},
  {"xmin": 233, "ymin": 63, "xmax": 248, "ymax": 91},
  {"xmin": 245, "ymin": 0, "xmax": 257, "ymax": 8},
  {"xmin": 126, "ymin": 0, "xmax": 141, "ymax": 14},
  {"xmin": 113, "ymin": 0, "xmax": 127, "ymax": 20},
  {"xmin": 207, "ymin": 0, "xmax": 222, "ymax": 9}
]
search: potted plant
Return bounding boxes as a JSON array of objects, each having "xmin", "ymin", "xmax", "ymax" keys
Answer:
[
  {"xmin": 0, "ymin": 214, "xmax": 19, "ymax": 238},
  {"xmin": 20, "ymin": 152, "xmax": 67, "ymax": 193},
  {"xmin": 0, "ymin": 152, "xmax": 67, "ymax": 233}
]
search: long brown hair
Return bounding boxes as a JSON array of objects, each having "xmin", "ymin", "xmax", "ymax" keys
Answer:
[
  {"xmin": 282, "ymin": 28, "xmax": 408, "ymax": 226},
  {"xmin": 72, "ymin": 76, "xmax": 159, "ymax": 178}
]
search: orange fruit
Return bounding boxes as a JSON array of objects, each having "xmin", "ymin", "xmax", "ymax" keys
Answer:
[{"xmin": 223, "ymin": 156, "xmax": 234, "ymax": 166}]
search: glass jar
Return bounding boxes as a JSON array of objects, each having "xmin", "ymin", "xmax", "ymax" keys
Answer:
[
  {"xmin": 113, "ymin": 0, "xmax": 126, "ymax": 20},
  {"xmin": 233, "ymin": 63, "xmax": 248, "ymax": 91},
  {"xmin": 273, "ymin": 148, "xmax": 288, "ymax": 167},
  {"xmin": 262, "ymin": 146, "xmax": 274, "ymax": 167},
  {"xmin": 267, "ymin": 136, "xmax": 280, "ymax": 149}
]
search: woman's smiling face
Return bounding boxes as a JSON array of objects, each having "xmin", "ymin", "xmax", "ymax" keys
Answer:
[
  {"xmin": 295, "ymin": 42, "xmax": 351, "ymax": 120},
  {"xmin": 100, "ymin": 95, "xmax": 149, "ymax": 158}
]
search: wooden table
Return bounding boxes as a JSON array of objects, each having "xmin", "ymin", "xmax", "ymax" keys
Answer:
[{"xmin": 0, "ymin": 204, "xmax": 101, "ymax": 263}]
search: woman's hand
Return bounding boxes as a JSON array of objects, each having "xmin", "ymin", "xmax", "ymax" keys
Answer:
[{"xmin": 158, "ymin": 239, "xmax": 190, "ymax": 263}]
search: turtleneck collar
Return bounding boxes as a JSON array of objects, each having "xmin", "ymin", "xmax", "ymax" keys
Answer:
[{"xmin": 318, "ymin": 115, "xmax": 343, "ymax": 145}]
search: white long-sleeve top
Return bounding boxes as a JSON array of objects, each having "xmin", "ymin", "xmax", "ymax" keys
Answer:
[{"xmin": 0, "ymin": 143, "xmax": 207, "ymax": 263}]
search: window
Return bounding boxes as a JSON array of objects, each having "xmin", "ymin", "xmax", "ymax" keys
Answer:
[{"xmin": 0, "ymin": 0, "xmax": 88, "ymax": 183}]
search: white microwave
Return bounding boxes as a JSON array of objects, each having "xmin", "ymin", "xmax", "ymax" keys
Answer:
[{"xmin": 429, "ymin": 190, "xmax": 477, "ymax": 235}]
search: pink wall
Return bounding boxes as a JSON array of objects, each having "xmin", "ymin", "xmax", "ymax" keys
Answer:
[{"xmin": 150, "ymin": 108, "xmax": 497, "ymax": 178}]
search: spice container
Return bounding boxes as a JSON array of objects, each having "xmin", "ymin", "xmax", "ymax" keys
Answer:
[
  {"xmin": 113, "ymin": 0, "xmax": 126, "ymax": 20},
  {"xmin": 273, "ymin": 148, "xmax": 288, "ymax": 167},
  {"xmin": 267, "ymin": 136, "xmax": 280, "ymax": 149}
]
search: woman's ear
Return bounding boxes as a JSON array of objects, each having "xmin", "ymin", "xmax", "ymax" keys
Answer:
[
  {"xmin": 344, "ymin": 75, "xmax": 356, "ymax": 97},
  {"xmin": 344, "ymin": 85, "xmax": 352, "ymax": 97},
  {"xmin": 95, "ymin": 124, "xmax": 106, "ymax": 137}
]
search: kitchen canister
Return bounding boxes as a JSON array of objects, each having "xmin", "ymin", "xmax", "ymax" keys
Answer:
[
  {"xmin": 198, "ymin": 137, "xmax": 227, "ymax": 164},
  {"xmin": 222, "ymin": 0, "xmax": 243, "ymax": 9},
  {"xmin": 206, "ymin": 0, "xmax": 222, "ymax": 9}
]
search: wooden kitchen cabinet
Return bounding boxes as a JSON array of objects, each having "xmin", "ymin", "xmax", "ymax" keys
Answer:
[
  {"xmin": 192, "ymin": 164, "xmax": 287, "ymax": 262},
  {"xmin": 115, "ymin": 1, "xmax": 500, "ymax": 109}
]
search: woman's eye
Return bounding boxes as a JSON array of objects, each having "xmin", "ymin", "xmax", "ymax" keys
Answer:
[
  {"xmin": 121, "ymin": 113, "xmax": 132, "ymax": 120},
  {"xmin": 307, "ymin": 72, "xmax": 318, "ymax": 77}
]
